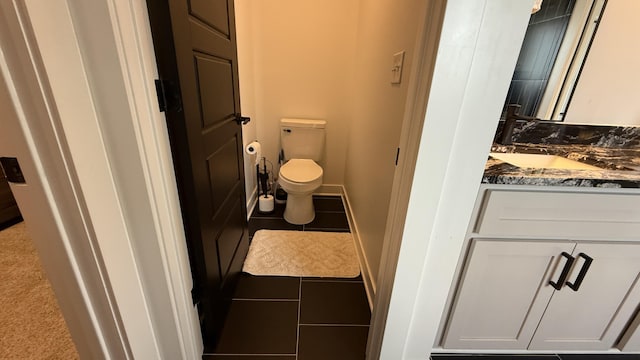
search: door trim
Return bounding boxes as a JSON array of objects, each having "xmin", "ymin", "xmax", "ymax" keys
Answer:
[
  {"xmin": 0, "ymin": 2, "xmax": 131, "ymax": 358},
  {"xmin": 82, "ymin": 0, "xmax": 204, "ymax": 356},
  {"xmin": 3, "ymin": 0, "xmax": 202, "ymax": 358}
]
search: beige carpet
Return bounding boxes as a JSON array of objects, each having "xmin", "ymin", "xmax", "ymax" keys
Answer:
[
  {"xmin": 0, "ymin": 222, "xmax": 78, "ymax": 359},
  {"xmin": 243, "ymin": 230, "xmax": 360, "ymax": 278}
]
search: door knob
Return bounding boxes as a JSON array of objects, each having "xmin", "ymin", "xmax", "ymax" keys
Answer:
[{"xmin": 235, "ymin": 115, "xmax": 250, "ymax": 125}]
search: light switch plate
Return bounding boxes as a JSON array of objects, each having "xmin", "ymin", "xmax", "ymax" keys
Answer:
[{"xmin": 391, "ymin": 51, "xmax": 405, "ymax": 84}]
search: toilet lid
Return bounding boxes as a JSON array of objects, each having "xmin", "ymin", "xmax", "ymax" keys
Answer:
[{"xmin": 280, "ymin": 159, "xmax": 323, "ymax": 183}]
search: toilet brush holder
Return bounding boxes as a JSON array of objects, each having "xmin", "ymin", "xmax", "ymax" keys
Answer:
[
  {"xmin": 275, "ymin": 185, "xmax": 287, "ymax": 205},
  {"xmin": 258, "ymin": 195, "xmax": 274, "ymax": 213}
]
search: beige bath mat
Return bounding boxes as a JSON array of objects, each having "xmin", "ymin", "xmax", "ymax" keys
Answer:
[{"xmin": 243, "ymin": 230, "xmax": 360, "ymax": 278}]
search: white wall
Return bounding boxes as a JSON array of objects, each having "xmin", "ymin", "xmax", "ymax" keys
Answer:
[
  {"xmin": 344, "ymin": 0, "xmax": 426, "ymax": 289},
  {"xmin": 235, "ymin": 0, "xmax": 359, "ymax": 185},
  {"xmin": 564, "ymin": 0, "xmax": 640, "ymax": 125}
]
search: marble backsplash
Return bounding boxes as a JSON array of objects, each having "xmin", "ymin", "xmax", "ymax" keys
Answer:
[{"xmin": 494, "ymin": 121, "xmax": 640, "ymax": 148}]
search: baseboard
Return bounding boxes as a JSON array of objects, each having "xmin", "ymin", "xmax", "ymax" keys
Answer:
[
  {"xmin": 246, "ymin": 186, "xmax": 258, "ymax": 220},
  {"xmin": 341, "ymin": 185, "xmax": 376, "ymax": 310}
]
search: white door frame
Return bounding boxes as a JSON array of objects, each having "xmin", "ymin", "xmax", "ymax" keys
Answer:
[
  {"xmin": 1, "ymin": 0, "xmax": 201, "ymax": 358},
  {"xmin": 0, "ymin": 0, "xmax": 531, "ymax": 359},
  {"xmin": 0, "ymin": 2, "xmax": 132, "ymax": 359},
  {"xmin": 377, "ymin": 2, "xmax": 532, "ymax": 359}
]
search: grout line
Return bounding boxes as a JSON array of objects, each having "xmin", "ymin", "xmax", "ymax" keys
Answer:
[
  {"xmin": 300, "ymin": 279, "xmax": 364, "ymax": 283},
  {"xmin": 295, "ymin": 276, "xmax": 302, "ymax": 360},
  {"xmin": 231, "ymin": 298, "xmax": 298, "ymax": 302}
]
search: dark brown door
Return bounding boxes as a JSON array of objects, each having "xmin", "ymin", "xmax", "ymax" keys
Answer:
[{"xmin": 145, "ymin": 0, "xmax": 249, "ymax": 349}]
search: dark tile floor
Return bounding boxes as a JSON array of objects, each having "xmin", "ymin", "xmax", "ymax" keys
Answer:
[
  {"xmin": 431, "ymin": 354, "xmax": 640, "ymax": 359},
  {"xmin": 204, "ymin": 196, "xmax": 369, "ymax": 360},
  {"xmin": 249, "ymin": 195, "xmax": 350, "ymax": 236}
]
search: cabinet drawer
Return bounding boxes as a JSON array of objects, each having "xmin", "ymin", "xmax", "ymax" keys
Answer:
[{"xmin": 475, "ymin": 190, "xmax": 640, "ymax": 239}]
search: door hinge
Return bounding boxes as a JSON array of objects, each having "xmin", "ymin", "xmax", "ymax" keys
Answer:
[
  {"xmin": 155, "ymin": 79, "xmax": 183, "ymax": 113},
  {"xmin": 395, "ymin": 147, "xmax": 400, "ymax": 166},
  {"xmin": 191, "ymin": 286, "xmax": 200, "ymax": 306}
]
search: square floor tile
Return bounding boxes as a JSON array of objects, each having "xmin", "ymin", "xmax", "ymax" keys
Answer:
[
  {"xmin": 304, "ymin": 212, "xmax": 350, "ymax": 232},
  {"xmin": 298, "ymin": 325, "xmax": 368, "ymax": 360},
  {"xmin": 249, "ymin": 218, "xmax": 302, "ymax": 237},
  {"xmin": 313, "ymin": 196, "xmax": 345, "ymax": 212},
  {"xmin": 233, "ymin": 273, "xmax": 300, "ymax": 300},
  {"xmin": 300, "ymin": 281, "xmax": 370, "ymax": 325},
  {"xmin": 214, "ymin": 300, "xmax": 298, "ymax": 355}
]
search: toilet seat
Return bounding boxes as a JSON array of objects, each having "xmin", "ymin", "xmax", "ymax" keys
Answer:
[{"xmin": 279, "ymin": 159, "xmax": 323, "ymax": 183}]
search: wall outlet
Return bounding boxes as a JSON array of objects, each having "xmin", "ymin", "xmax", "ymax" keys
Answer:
[{"xmin": 391, "ymin": 51, "xmax": 405, "ymax": 84}]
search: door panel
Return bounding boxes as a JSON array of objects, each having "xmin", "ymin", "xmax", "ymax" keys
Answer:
[
  {"xmin": 189, "ymin": 0, "xmax": 229, "ymax": 35},
  {"xmin": 195, "ymin": 55, "xmax": 235, "ymax": 128},
  {"xmin": 442, "ymin": 239, "xmax": 576, "ymax": 350},
  {"xmin": 217, "ymin": 198, "xmax": 245, "ymax": 277},
  {"xmin": 146, "ymin": 0, "xmax": 247, "ymax": 348},
  {"xmin": 207, "ymin": 137, "xmax": 241, "ymax": 214},
  {"xmin": 529, "ymin": 242, "xmax": 640, "ymax": 350},
  {"xmin": 191, "ymin": 20, "xmax": 235, "ymax": 59}
]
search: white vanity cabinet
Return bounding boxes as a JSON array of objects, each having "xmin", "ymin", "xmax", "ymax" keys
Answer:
[
  {"xmin": 441, "ymin": 186, "xmax": 640, "ymax": 352},
  {"xmin": 442, "ymin": 239, "xmax": 575, "ymax": 350},
  {"xmin": 529, "ymin": 242, "xmax": 640, "ymax": 351}
]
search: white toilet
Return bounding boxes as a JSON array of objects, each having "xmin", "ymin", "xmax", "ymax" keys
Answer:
[{"xmin": 278, "ymin": 118, "xmax": 326, "ymax": 225}]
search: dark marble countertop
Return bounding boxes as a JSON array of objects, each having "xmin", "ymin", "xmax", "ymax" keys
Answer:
[
  {"xmin": 483, "ymin": 122, "xmax": 640, "ymax": 188},
  {"xmin": 483, "ymin": 143, "xmax": 640, "ymax": 188}
]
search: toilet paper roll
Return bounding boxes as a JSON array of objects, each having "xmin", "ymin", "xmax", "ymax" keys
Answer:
[
  {"xmin": 245, "ymin": 141, "xmax": 261, "ymax": 165},
  {"xmin": 258, "ymin": 195, "xmax": 274, "ymax": 213}
]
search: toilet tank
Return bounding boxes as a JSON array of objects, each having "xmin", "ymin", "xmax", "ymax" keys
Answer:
[{"xmin": 280, "ymin": 118, "xmax": 326, "ymax": 161}]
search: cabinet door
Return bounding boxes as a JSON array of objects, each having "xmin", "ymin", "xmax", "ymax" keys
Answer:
[
  {"xmin": 529, "ymin": 242, "xmax": 640, "ymax": 351},
  {"xmin": 619, "ymin": 309, "xmax": 640, "ymax": 351},
  {"xmin": 442, "ymin": 239, "xmax": 575, "ymax": 349}
]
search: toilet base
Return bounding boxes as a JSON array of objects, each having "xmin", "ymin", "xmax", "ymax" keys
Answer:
[{"xmin": 283, "ymin": 192, "xmax": 315, "ymax": 225}]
